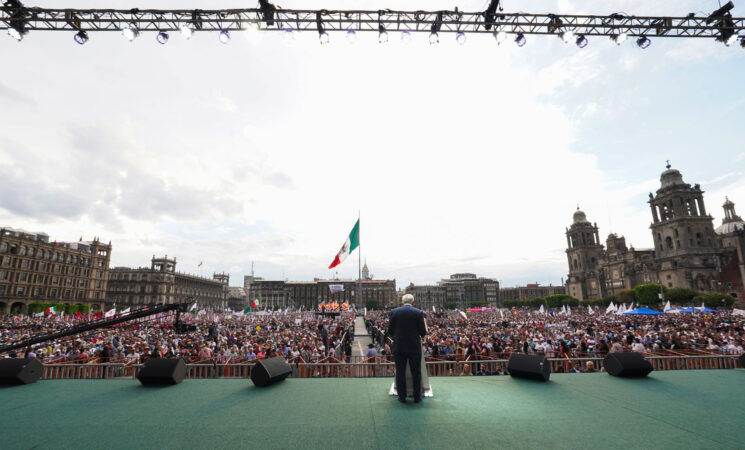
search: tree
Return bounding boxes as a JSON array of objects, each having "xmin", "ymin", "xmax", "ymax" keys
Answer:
[
  {"xmin": 78, "ymin": 304, "xmax": 91, "ymax": 314},
  {"xmin": 633, "ymin": 283, "xmax": 667, "ymax": 306},
  {"xmin": 617, "ymin": 290, "xmax": 636, "ymax": 304},
  {"xmin": 469, "ymin": 300, "xmax": 487, "ymax": 308},
  {"xmin": 445, "ymin": 302, "xmax": 458, "ymax": 310},
  {"xmin": 544, "ymin": 294, "xmax": 578, "ymax": 308},
  {"xmin": 524, "ymin": 297, "xmax": 546, "ymax": 308},
  {"xmin": 365, "ymin": 300, "xmax": 379, "ymax": 310},
  {"xmin": 665, "ymin": 287, "xmax": 699, "ymax": 305},
  {"xmin": 693, "ymin": 292, "xmax": 735, "ymax": 308}
]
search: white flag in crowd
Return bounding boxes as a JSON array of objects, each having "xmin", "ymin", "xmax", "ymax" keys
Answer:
[{"xmin": 104, "ymin": 308, "xmax": 116, "ymax": 318}]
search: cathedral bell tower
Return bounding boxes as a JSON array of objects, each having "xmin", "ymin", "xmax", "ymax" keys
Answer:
[
  {"xmin": 648, "ymin": 162, "xmax": 719, "ymax": 290},
  {"xmin": 565, "ymin": 207, "xmax": 605, "ymax": 300}
]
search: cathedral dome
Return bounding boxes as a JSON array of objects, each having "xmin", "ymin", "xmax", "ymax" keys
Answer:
[
  {"xmin": 715, "ymin": 222, "xmax": 745, "ymax": 234},
  {"xmin": 660, "ymin": 167, "xmax": 686, "ymax": 190},
  {"xmin": 573, "ymin": 208, "xmax": 590, "ymax": 224},
  {"xmin": 716, "ymin": 197, "xmax": 745, "ymax": 235}
]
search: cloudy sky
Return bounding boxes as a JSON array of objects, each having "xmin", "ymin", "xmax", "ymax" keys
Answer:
[{"xmin": 1, "ymin": 0, "xmax": 744, "ymax": 288}]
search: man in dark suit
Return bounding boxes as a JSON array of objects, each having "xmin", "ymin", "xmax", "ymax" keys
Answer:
[{"xmin": 387, "ymin": 294, "xmax": 427, "ymax": 403}]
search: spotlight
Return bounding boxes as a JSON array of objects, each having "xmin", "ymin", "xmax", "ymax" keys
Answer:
[
  {"xmin": 741, "ymin": 36, "xmax": 745, "ymax": 48},
  {"xmin": 8, "ymin": 28, "xmax": 23, "ymax": 41},
  {"xmin": 180, "ymin": 23, "xmax": 194, "ymax": 40},
  {"xmin": 400, "ymin": 30, "xmax": 412, "ymax": 43},
  {"xmin": 494, "ymin": 29, "xmax": 507, "ymax": 44},
  {"xmin": 483, "ymin": 0, "xmax": 503, "ymax": 31},
  {"xmin": 316, "ymin": 12, "xmax": 329, "ymax": 44},
  {"xmin": 515, "ymin": 33, "xmax": 526, "ymax": 47},
  {"xmin": 122, "ymin": 24, "xmax": 139, "ymax": 42},
  {"xmin": 559, "ymin": 29, "xmax": 574, "ymax": 44},
  {"xmin": 219, "ymin": 30, "xmax": 230, "ymax": 44},
  {"xmin": 636, "ymin": 35, "xmax": 651, "ymax": 49},
  {"xmin": 430, "ymin": 12, "xmax": 443, "ymax": 45},
  {"xmin": 575, "ymin": 34, "xmax": 588, "ymax": 48},
  {"xmin": 258, "ymin": 0, "xmax": 277, "ymax": 26},
  {"xmin": 74, "ymin": 30, "xmax": 88, "ymax": 45},
  {"xmin": 456, "ymin": 31, "xmax": 467, "ymax": 45},
  {"xmin": 156, "ymin": 31, "xmax": 169, "ymax": 45},
  {"xmin": 724, "ymin": 33, "xmax": 738, "ymax": 46},
  {"xmin": 346, "ymin": 29, "xmax": 357, "ymax": 43},
  {"xmin": 378, "ymin": 25, "xmax": 388, "ymax": 43},
  {"xmin": 611, "ymin": 32, "xmax": 627, "ymax": 45}
]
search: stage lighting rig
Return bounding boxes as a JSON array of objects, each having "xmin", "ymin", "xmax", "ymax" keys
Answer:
[
  {"xmin": 482, "ymin": 0, "xmax": 502, "ymax": 31},
  {"xmin": 4, "ymin": 0, "xmax": 27, "ymax": 41},
  {"xmin": 378, "ymin": 24, "xmax": 388, "ymax": 43},
  {"xmin": 575, "ymin": 34, "xmax": 588, "ymax": 48},
  {"xmin": 258, "ymin": 0, "xmax": 277, "ymax": 27},
  {"xmin": 636, "ymin": 35, "xmax": 651, "ymax": 49},
  {"xmin": 707, "ymin": 1, "xmax": 738, "ymax": 46},
  {"xmin": 515, "ymin": 33, "xmax": 526, "ymax": 47},
  {"xmin": 429, "ymin": 11, "xmax": 443, "ymax": 44},
  {"xmin": 156, "ymin": 31, "xmax": 169, "ymax": 44},
  {"xmin": 122, "ymin": 23, "xmax": 139, "ymax": 41},
  {"xmin": 316, "ymin": 11, "xmax": 329, "ymax": 44},
  {"xmin": 74, "ymin": 30, "xmax": 88, "ymax": 45}
]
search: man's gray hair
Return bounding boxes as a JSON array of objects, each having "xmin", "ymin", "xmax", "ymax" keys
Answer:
[{"xmin": 402, "ymin": 294, "xmax": 414, "ymax": 305}]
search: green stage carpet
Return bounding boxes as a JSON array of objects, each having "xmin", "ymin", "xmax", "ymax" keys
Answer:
[{"xmin": 1, "ymin": 370, "xmax": 744, "ymax": 449}]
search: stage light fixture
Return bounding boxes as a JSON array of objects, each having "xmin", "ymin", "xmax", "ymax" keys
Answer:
[
  {"xmin": 611, "ymin": 32, "xmax": 627, "ymax": 45},
  {"xmin": 378, "ymin": 25, "xmax": 388, "ymax": 43},
  {"xmin": 346, "ymin": 29, "xmax": 357, "ymax": 43},
  {"xmin": 258, "ymin": 0, "xmax": 277, "ymax": 26},
  {"xmin": 180, "ymin": 23, "xmax": 194, "ymax": 39},
  {"xmin": 400, "ymin": 30, "xmax": 412, "ymax": 43},
  {"xmin": 456, "ymin": 31, "xmax": 467, "ymax": 45},
  {"xmin": 122, "ymin": 24, "xmax": 139, "ymax": 41},
  {"xmin": 741, "ymin": 36, "xmax": 745, "ymax": 48},
  {"xmin": 576, "ymin": 34, "xmax": 588, "ymax": 48},
  {"xmin": 636, "ymin": 35, "xmax": 651, "ymax": 49},
  {"xmin": 559, "ymin": 29, "xmax": 574, "ymax": 44},
  {"xmin": 219, "ymin": 29, "xmax": 230, "ymax": 44},
  {"xmin": 74, "ymin": 30, "xmax": 88, "ymax": 45},
  {"xmin": 316, "ymin": 12, "xmax": 329, "ymax": 44},
  {"xmin": 515, "ymin": 33, "xmax": 526, "ymax": 47},
  {"xmin": 430, "ymin": 11, "xmax": 442, "ymax": 45},
  {"xmin": 5, "ymin": 0, "xmax": 28, "ymax": 42},
  {"xmin": 494, "ymin": 29, "xmax": 507, "ymax": 44},
  {"xmin": 156, "ymin": 31, "xmax": 169, "ymax": 44},
  {"xmin": 707, "ymin": 1, "xmax": 737, "ymax": 46},
  {"xmin": 483, "ymin": 0, "xmax": 503, "ymax": 31},
  {"xmin": 724, "ymin": 33, "xmax": 738, "ymax": 46}
]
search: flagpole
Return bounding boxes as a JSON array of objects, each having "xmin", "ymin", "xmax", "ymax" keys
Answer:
[{"xmin": 358, "ymin": 210, "xmax": 362, "ymax": 310}]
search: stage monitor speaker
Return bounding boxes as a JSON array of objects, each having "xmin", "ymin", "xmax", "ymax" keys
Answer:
[
  {"xmin": 137, "ymin": 358, "xmax": 186, "ymax": 385},
  {"xmin": 507, "ymin": 354, "xmax": 550, "ymax": 382},
  {"xmin": 0, "ymin": 358, "xmax": 43, "ymax": 385},
  {"xmin": 251, "ymin": 356, "xmax": 292, "ymax": 387},
  {"xmin": 604, "ymin": 352, "xmax": 653, "ymax": 378}
]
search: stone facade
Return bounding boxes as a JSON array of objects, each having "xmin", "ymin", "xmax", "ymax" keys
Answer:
[
  {"xmin": 566, "ymin": 164, "xmax": 745, "ymax": 303},
  {"xmin": 0, "ymin": 227, "xmax": 111, "ymax": 314},
  {"xmin": 249, "ymin": 278, "xmax": 397, "ymax": 310},
  {"xmin": 107, "ymin": 256, "xmax": 228, "ymax": 309},
  {"xmin": 500, "ymin": 284, "xmax": 566, "ymax": 301},
  {"xmin": 406, "ymin": 273, "xmax": 500, "ymax": 309}
]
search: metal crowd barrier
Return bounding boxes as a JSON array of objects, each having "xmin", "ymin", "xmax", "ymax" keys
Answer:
[{"xmin": 38, "ymin": 354, "xmax": 744, "ymax": 380}]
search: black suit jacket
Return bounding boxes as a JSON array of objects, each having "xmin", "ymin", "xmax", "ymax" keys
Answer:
[{"xmin": 387, "ymin": 305, "xmax": 427, "ymax": 354}]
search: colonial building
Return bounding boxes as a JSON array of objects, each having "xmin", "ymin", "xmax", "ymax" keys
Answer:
[
  {"xmin": 406, "ymin": 273, "xmax": 500, "ymax": 309},
  {"xmin": 106, "ymin": 256, "xmax": 228, "ymax": 309},
  {"xmin": 0, "ymin": 227, "xmax": 111, "ymax": 314},
  {"xmin": 566, "ymin": 164, "xmax": 745, "ymax": 303},
  {"xmin": 247, "ymin": 263, "xmax": 396, "ymax": 309},
  {"xmin": 500, "ymin": 283, "xmax": 565, "ymax": 301}
]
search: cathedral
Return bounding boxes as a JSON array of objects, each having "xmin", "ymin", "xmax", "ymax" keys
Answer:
[{"xmin": 565, "ymin": 164, "xmax": 745, "ymax": 303}]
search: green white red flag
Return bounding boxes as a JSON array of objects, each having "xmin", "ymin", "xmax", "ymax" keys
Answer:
[{"xmin": 328, "ymin": 219, "xmax": 360, "ymax": 269}]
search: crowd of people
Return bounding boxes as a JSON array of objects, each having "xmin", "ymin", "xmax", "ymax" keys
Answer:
[
  {"xmin": 1, "ymin": 307, "xmax": 743, "ymax": 374},
  {"xmin": 0, "ymin": 311, "xmax": 356, "ymax": 365},
  {"xmin": 365, "ymin": 308, "xmax": 745, "ymax": 363}
]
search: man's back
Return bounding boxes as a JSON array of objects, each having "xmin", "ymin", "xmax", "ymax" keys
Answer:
[{"xmin": 387, "ymin": 305, "xmax": 427, "ymax": 354}]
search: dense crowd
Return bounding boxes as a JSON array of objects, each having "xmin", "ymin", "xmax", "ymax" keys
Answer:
[
  {"xmin": 364, "ymin": 309, "xmax": 745, "ymax": 362},
  {"xmin": 0, "ymin": 311, "xmax": 356, "ymax": 365}
]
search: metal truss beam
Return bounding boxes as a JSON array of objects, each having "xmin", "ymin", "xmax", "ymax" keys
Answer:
[{"xmin": 1, "ymin": 5, "xmax": 744, "ymax": 40}]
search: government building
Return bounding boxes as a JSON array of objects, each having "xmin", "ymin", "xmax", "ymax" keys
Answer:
[
  {"xmin": 405, "ymin": 273, "xmax": 500, "ymax": 310},
  {"xmin": 106, "ymin": 256, "xmax": 229, "ymax": 309},
  {"xmin": 566, "ymin": 164, "xmax": 745, "ymax": 303},
  {"xmin": 0, "ymin": 227, "xmax": 112, "ymax": 314}
]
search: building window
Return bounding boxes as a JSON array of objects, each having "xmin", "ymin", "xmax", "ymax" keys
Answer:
[
  {"xmin": 2, "ymin": 256, "xmax": 10, "ymax": 266},
  {"xmin": 665, "ymin": 237, "xmax": 673, "ymax": 249},
  {"xmin": 19, "ymin": 273, "xmax": 27, "ymax": 282},
  {"xmin": 676, "ymin": 240, "xmax": 680, "ymax": 249},
  {"xmin": 64, "ymin": 290, "xmax": 71, "ymax": 299},
  {"xmin": 19, "ymin": 246, "xmax": 26, "ymax": 256},
  {"xmin": 666, "ymin": 274, "xmax": 671, "ymax": 280},
  {"xmin": 0, "ymin": 242, "xmax": 7, "ymax": 253}
]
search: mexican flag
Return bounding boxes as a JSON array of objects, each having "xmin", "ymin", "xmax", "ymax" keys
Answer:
[
  {"xmin": 243, "ymin": 306, "xmax": 252, "ymax": 314},
  {"xmin": 251, "ymin": 298, "xmax": 261, "ymax": 308},
  {"xmin": 328, "ymin": 219, "xmax": 360, "ymax": 269},
  {"xmin": 45, "ymin": 306, "xmax": 56, "ymax": 315}
]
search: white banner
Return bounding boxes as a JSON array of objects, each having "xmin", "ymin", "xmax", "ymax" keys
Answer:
[{"xmin": 329, "ymin": 284, "xmax": 345, "ymax": 293}]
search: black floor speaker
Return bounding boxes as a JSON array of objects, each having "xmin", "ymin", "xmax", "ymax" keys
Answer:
[
  {"xmin": 604, "ymin": 352, "xmax": 653, "ymax": 378},
  {"xmin": 137, "ymin": 358, "xmax": 186, "ymax": 385},
  {"xmin": 251, "ymin": 356, "xmax": 292, "ymax": 387},
  {"xmin": 507, "ymin": 354, "xmax": 551, "ymax": 382},
  {"xmin": 0, "ymin": 358, "xmax": 43, "ymax": 385}
]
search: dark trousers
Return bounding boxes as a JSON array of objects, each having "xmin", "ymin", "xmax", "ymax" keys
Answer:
[{"xmin": 394, "ymin": 351, "xmax": 422, "ymax": 400}]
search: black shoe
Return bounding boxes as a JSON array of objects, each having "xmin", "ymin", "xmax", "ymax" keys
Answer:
[
  {"xmin": 413, "ymin": 397, "xmax": 421, "ymax": 403},
  {"xmin": 398, "ymin": 398, "xmax": 406, "ymax": 403}
]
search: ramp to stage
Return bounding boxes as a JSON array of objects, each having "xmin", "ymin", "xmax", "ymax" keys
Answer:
[{"xmin": 1, "ymin": 370, "xmax": 744, "ymax": 449}]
